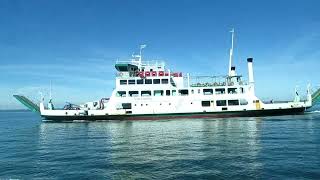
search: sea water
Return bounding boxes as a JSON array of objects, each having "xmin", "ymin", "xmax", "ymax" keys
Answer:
[{"xmin": 0, "ymin": 109, "xmax": 320, "ymax": 179}]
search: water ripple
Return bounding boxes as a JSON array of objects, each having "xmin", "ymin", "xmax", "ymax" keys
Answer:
[{"xmin": 0, "ymin": 111, "xmax": 320, "ymax": 179}]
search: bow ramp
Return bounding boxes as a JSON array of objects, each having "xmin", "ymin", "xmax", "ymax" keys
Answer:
[
  {"xmin": 13, "ymin": 95, "xmax": 40, "ymax": 113},
  {"xmin": 312, "ymin": 88, "xmax": 320, "ymax": 104}
]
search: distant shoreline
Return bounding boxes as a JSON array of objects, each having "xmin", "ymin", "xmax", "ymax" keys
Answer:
[{"xmin": 0, "ymin": 109, "xmax": 29, "ymax": 112}]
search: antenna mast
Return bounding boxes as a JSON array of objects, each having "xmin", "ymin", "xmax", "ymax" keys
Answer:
[
  {"xmin": 228, "ymin": 28, "xmax": 235, "ymax": 76},
  {"xmin": 139, "ymin": 44, "xmax": 147, "ymax": 66},
  {"xmin": 49, "ymin": 81, "xmax": 52, "ymax": 100}
]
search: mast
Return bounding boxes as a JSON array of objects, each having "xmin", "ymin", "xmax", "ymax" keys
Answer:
[
  {"xmin": 228, "ymin": 28, "xmax": 235, "ymax": 76},
  {"xmin": 49, "ymin": 80, "xmax": 52, "ymax": 101},
  {"xmin": 139, "ymin": 44, "xmax": 147, "ymax": 66}
]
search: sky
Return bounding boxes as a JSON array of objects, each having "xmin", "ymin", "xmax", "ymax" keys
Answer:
[{"xmin": 0, "ymin": 0, "xmax": 320, "ymax": 109}]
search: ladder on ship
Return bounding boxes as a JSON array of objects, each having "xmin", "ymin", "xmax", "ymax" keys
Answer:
[
  {"xmin": 13, "ymin": 95, "xmax": 40, "ymax": 113},
  {"xmin": 170, "ymin": 78, "xmax": 176, "ymax": 87}
]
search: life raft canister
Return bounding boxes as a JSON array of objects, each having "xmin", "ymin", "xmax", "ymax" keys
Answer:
[{"xmin": 151, "ymin": 71, "xmax": 157, "ymax": 76}]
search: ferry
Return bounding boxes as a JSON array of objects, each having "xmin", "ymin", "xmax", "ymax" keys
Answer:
[{"xmin": 14, "ymin": 30, "xmax": 320, "ymax": 121}]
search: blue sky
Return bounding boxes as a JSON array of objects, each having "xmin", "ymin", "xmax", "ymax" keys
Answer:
[{"xmin": 0, "ymin": 0, "xmax": 320, "ymax": 109}]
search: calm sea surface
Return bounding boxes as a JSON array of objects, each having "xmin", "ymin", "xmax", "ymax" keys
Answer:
[{"xmin": 1, "ymin": 109, "xmax": 320, "ymax": 179}]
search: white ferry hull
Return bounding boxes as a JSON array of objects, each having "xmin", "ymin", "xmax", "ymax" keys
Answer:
[{"xmin": 41, "ymin": 107, "xmax": 306, "ymax": 122}]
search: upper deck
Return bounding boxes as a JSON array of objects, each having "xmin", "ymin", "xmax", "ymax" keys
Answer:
[{"xmin": 113, "ymin": 44, "xmax": 249, "ymax": 90}]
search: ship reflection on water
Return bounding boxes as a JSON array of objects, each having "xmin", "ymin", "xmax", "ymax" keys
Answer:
[{"xmin": 37, "ymin": 118, "xmax": 267, "ymax": 179}]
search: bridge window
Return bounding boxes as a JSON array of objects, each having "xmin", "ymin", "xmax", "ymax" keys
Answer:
[
  {"xmin": 154, "ymin": 90, "xmax": 164, "ymax": 96},
  {"xmin": 141, "ymin": 91, "xmax": 151, "ymax": 97},
  {"xmin": 201, "ymin": 101, "xmax": 210, "ymax": 107},
  {"xmin": 179, "ymin": 89, "xmax": 189, "ymax": 96},
  {"xmin": 228, "ymin": 100, "xmax": 239, "ymax": 106},
  {"xmin": 120, "ymin": 80, "xmax": 127, "ymax": 85},
  {"xmin": 137, "ymin": 79, "xmax": 144, "ymax": 84},
  {"xmin": 129, "ymin": 91, "xmax": 139, "ymax": 97},
  {"xmin": 228, "ymin": 88, "xmax": 237, "ymax": 94},
  {"xmin": 116, "ymin": 91, "xmax": 126, "ymax": 97},
  {"xmin": 161, "ymin": 79, "xmax": 169, "ymax": 84},
  {"xmin": 145, "ymin": 79, "xmax": 152, "ymax": 84},
  {"xmin": 215, "ymin": 88, "xmax": 225, "ymax": 94},
  {"xmin": 203, "ymin": 89, "xmax": 213, "ymax": 95},
  {"xmin": 128, "ymin": 80, "xmax": 136, "ymax": 85},
  {"xmin": 153, "ymin": 79, "xmax": 160, "ymax": 84},
  {"xmin": 216, "ymin": 100, "xmax": 227, "ymax": 106}
]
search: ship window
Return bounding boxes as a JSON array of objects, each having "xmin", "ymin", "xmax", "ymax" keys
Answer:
[
  {"xmin": 154, "ymin": 90, "xmax": 164, "ymax": 96},
  {"xmin": 240, "ymin": 88, "xmax": 244, "ymax": 94},
  {"xmin": 116, "ymin": 91, "xmax": 126, "ymax": 97},
  {"xmin": 228, "ymin": 88, "xmax": 237, "ymax": 94},
  {"xmin": 166, "ymin": 90, "xmax": 170, "ymax": 96},
  {"xmin": 215, "ymin": 88, "xmax": 225, "ymax": 94},
  {"xmin": 179, "ymin": 89, "xmax": 189, "ymax": 96},
  {"xmin": 240, "ymin": 99, "xmax": 248, "ymax": 105},
  {"xmin": 118, "ymin": 66, "xmax": 128, "ymax": 71},
  {"xmin": 122, "ymin": 103, "xmax": 132, "ymax": 109},
  {"xmin": 203, "ymin": 89, "xmax": 213, "ymax": 95},
  {"xmin": 201, "ymin": 101, "xmax": 210, "ymax": 107},
  {"xmin": 161, "ymin": 79, "xmax": 169, "ymax": 84},
  {"xmin": 228, "ymin": 100, "xmax": 239, "ymax": 106},
  {"xmin": 172, "ymin": 90, "xmax": 177, "ymax": 96},
  {"xmin": 141, "ymin": 91, "xmax": 151, "ymax": 96},
  {"xmin": 145, "ymin": 79, "xmax": 152, "ymax": 84},
  {"xmin": 137, "ymin": 79, "xmax": 144, "ymax": 84},
  {"xmin": 216, "ymin": 100, "xmax": 227, "ymax": 106},
  {"xmin": 120, "ymin": 80, "xmax": 127, "ymax": 85},
  {"xmin": 128, "ymin": 80, "xmax": 136, "ymax": 85},
  {"xmin": 191, "ymin": 89, "xmax": 194, "ymax": 94},
  {"xmin": 129, "ymin": 91, "xmax": 139, "ymax": 97},
  {"xmin": 153, "ymin": 79, "xmax": 160, "ymax": 84}
]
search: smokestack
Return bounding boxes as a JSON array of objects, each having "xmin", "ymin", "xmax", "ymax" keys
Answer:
[
  {"xmin": 247, "ymin": 58, "xmax": 254, "ymax": 84},
  {"xmin": 230, "ymin": 66, "xmax": 236, "ymax": 76}
]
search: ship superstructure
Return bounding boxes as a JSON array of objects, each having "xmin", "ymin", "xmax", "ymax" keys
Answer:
[{"xmin": 14, "ymin": 30, "xmax": 319, "ymax": 121}]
